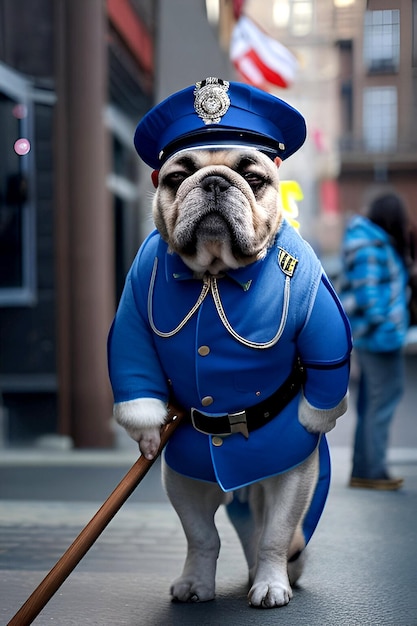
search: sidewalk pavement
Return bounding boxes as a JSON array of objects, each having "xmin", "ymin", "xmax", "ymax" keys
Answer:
[{"xmin": 1, "ymin": 440, "xmax": 416, "ymax": 626}]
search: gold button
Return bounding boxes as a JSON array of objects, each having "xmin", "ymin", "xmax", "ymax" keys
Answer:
[
  {"xmin": 212, "ymin": 436, "xmax": 223, "ymax": 447},
  {"xmin": 201, "ymin": 396, "xmax": 214, "ymax": 406},
  {"xmin": 198, "ymin": 345, "xmax": 210, "ymax": 356}
]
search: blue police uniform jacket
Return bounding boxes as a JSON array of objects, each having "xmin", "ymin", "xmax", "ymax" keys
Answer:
[{"xmin": 108, "ymin": 219, "xmax": 351, "ymax": 545}]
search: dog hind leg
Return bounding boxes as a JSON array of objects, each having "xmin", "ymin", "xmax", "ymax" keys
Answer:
[
  {"xmin": 162, "ymin": 460, "xmax": 230, "ymax": 602},
  {"xmin": 248, "ymin": 450, "xmax": 319, "ymax": 609}
]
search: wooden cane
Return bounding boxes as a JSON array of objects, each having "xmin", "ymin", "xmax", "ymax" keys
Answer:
[{"xmin": 7, "ymin": 404, "xmax": 185, "ymax": 626}]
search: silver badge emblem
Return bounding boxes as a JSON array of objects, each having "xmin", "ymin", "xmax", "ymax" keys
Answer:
[{"xmin": 194, "ymin": 77, "xmax": 230, "ymax": 124}]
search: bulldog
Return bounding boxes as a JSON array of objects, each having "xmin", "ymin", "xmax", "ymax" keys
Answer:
[
  {"xmin": 108, "ymin": 79, "xmax": 351, "ymax": 610},
  {"xmin": 153, "ymin": 148, "xmax": 282, "ymax": 279}
]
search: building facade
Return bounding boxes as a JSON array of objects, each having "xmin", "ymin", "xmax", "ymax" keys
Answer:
[
  {"xmin": 337, "ymin": 0, "xmax": 417, "ymax": 222},
  {"xmin": 236, "ymin": 0, "xmax": 417, "ymax": 261},
  {"xmin": 0, "ymin": 0, "xmax": 155, "ymax": 447}
]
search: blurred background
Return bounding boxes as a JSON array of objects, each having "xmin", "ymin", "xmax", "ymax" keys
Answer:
[{"xmin": 0, "ymin": 0, "xmax": 415, "ymax": 449}]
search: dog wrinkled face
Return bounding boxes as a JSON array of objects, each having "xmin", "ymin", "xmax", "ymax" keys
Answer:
[{"xmin": 152, "ymin": 148, "xmax": 283, "ymax": 276}]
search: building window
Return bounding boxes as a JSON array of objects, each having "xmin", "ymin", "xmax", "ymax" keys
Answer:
[
  {"xmin": 0, "ymin": 64, "xmax": 36, "ymax": 306},
  {"xmin": 292, "ymin": 1, "xmax": 313, "ymax": 36},
  {"xmin": 363, "ymin": 9, "xmax": 400, "ymax": 73},
  {"xmin": 363, "ymin": 86, "xmax": 397, "ymax": 152},
  {"xmin": 105, "ymin": 105, "xmax": 141, "ymax": 302},
  {"xmin": 273, "ymin": 0, "xmax": 313, "ymax": 36}
]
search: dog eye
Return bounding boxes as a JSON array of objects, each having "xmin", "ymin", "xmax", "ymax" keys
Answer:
[
  {"xmin": 164, "ymin": 172, "xmax": 188, "ymax": 188},
  {"xmin": 243, "ymin": 172, "xmax": 265, "ymax": 191}
]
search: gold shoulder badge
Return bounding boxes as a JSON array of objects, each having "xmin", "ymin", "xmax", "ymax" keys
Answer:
[{"xmin": 278, "ymin": 248, "xmax": 298, "ymax": 277}]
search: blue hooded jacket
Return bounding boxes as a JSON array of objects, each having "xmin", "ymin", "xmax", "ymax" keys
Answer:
[{"xmin": 340, "ymin": 215, "xmax": 409, "ymax": 352}]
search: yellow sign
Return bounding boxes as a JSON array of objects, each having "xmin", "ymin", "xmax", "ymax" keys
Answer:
[{"xmin": 280, "ymin": 180, "xmax": 303, "ymax": 230}]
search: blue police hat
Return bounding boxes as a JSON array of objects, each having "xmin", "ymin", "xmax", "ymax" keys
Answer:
[{"xmin": 134, "ymin": 77, "xmax": 306, "ymax": 169}]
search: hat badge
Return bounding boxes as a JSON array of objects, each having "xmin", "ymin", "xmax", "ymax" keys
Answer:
[{"xmin": 194, "ymin": 77, "xmax": 230, "ymax": 125}]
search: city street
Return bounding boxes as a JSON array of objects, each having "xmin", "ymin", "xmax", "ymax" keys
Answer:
[
  {"xmin": 1, "ymin": 2, "xmax": 416, "ymax": 625},
  {"xmin": 1, "ymin": 359, "xmax": 417, "ymax": 625}
]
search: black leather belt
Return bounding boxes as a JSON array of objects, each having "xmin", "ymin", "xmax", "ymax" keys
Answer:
[{"xmin": 190, "ymin": 359, "xmax": 306, "ymax": 438}]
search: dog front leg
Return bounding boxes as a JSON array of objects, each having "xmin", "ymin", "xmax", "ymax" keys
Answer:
[
  {"xmin": 162, "ymin": 460, "xmax": 230, "ymax": 603},
  {"xmin": 248, "ymin": 450, "xmax": 318, "ymax": 609}
]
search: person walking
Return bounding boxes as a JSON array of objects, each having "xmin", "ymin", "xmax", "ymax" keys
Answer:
[{"xmin": 340, "ymin": 192, "xmax": 411, "ymax": 490}]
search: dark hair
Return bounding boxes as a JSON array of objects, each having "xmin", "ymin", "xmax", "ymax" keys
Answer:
[{"xmin": 367, "ymin": 192, "xmax": 409, "ymax": 261}]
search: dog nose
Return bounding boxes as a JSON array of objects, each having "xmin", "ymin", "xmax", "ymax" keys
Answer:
[{"xmin": 202, "ymin": 176, "xmax": 231, "ymax": 194}]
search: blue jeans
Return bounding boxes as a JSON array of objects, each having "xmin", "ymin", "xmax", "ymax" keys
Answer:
[{"xmin": 352, "ymin": 348, "xmax": 404, "ymax": 479}]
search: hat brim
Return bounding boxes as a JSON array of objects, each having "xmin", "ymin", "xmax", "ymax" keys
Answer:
[{"xmin": 134, "ymin": 80, "xmax": 306, "ymax": 169}]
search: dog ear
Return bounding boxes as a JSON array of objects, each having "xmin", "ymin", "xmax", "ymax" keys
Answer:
[
  {"xmin": 274, "ymin": 157, "xmax": 282, "ymax": 168},
  {"xmin": 151, "ymin": 170, "xmax": 159, "ymax": 188}
]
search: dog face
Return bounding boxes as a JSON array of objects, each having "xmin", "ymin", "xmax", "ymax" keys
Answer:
[{"xmin": 152, "ymin": 148, "xmax": 283, "ymax": 276}]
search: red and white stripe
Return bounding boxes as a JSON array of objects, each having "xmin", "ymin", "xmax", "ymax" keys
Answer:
[{"xmin": 230, "ymin": 15, "xmax": 298, "ymax": 90}]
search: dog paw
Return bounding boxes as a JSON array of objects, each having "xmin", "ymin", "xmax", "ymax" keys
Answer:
[
  {"xmin": 248, "ymin": 581, "xmax": 293, "ymax": 608},
  {"xmin": 113, "ymin": 397, "xmax": 167, "ymax": 459},
  {"xmin": 170, "ymin": 576, "xmax": 215, "ymax": 603},
  {"xmin": 298, "ymin": 393, "xmax": 348, "ymax": 434},
  {"xmin": 136, "ymin": 427, "xmax": 161, "ymax": 460}
]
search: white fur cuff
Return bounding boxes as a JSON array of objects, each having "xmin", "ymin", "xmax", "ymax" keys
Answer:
[
  {"xmin": 113, "ymin": 397, "xmax": 168, "ymax": 431},
  {"xmin": 298, "ymin": 393, "xmax": 348, "ymax": 434}
]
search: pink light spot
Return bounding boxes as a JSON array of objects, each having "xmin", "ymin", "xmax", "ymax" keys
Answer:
[
  {"xmin": 12, "ymin": 104, "xmax": 28, "ymax": 119},
  {"xmin": 14, "ymin": 138, "xmax": 31, "ymax": 156}
]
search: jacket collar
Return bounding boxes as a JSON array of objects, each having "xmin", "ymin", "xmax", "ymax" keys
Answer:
[{"xmin": 165, "ymin": 244, "xmax": 276, "ymax": 292}]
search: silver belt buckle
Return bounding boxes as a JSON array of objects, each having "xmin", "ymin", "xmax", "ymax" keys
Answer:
[
  {"xmin": 228, "ymin": 410, "xmax": 249, "ymax": 439},
  {"xmin": 190, "ymin": 408, "xmax": 249, "ymax": 438}
]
